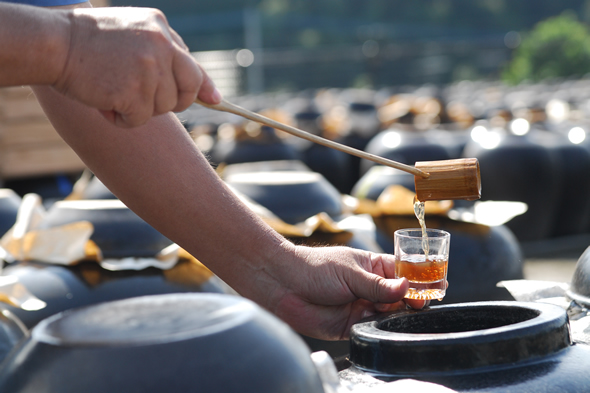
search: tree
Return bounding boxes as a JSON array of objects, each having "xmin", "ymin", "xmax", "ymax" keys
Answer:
[{"xmin": 502, "ymin": 12, "xmax": 590, "ymax": 84}]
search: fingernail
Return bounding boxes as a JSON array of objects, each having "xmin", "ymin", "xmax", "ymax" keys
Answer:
[
  {"xmin": 211, "ymin": 87, "xmax": 222, "ymax": 103},
  {"xmin": 360, "ymin": 310, "xmax": 375, "ymax": 320}
]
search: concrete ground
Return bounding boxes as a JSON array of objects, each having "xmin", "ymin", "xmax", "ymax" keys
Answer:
[
  {"xmin": 524, "ymin": 258, "xmax": 578, "ymax": 283},
  {"xmin": 521, "ymin": 234, "xmax": 590, "ymax": 284}
]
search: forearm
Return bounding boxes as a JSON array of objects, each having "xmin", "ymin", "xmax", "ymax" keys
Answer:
[
  {"xmin": 32, "ymin": 86, "xmax": 290, "ymax": 306},
  {"xmin": 0, "ymin": 3, "xmax": 70, "ymax": 86}
]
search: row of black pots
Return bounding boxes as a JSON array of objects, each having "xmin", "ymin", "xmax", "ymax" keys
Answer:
[
  {"xmin": 358, "ymin": 124, "xmax": 590, "ymax": 243},
  {"xmin": 0, "ymin": 188, "xmax": 330, "ymax": 392},
  {"xmin": 0, "ymin": 178, "xmax": 585, "ymax": 391},
  {"xmin": 0, "ymin": 197, "xmax": 232, "ymax": 329},
  {"xmin": 201, "ymin": 111, "xmax": 590, "ymax": 244},
  {"xmin": 0, "ymin": 166, "xmax": 524, "ymax": 307},
  {"xmin": 2, "ymin": 292, "xmax": 590, "ymax": 393}
]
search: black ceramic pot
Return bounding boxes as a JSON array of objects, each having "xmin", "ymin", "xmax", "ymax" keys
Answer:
[
  {"xmin": 210, "ymin": 127, "xmax": 300, "ymax": 166},
  {"xmin": 351, "ymin": 166, "xmax": 415, "ymax": 201},
  {"xmin": 289, "ymin": 107, "xmax": 345, "ymax": 190},
  {"xmin": 36, "ymin": 200, "xmax": 172, "ymax": 259},
  {"xmin": 302, "ymin": 143, "xmax": 352, "ymax": 194},
  {"xmin": 225, "ymin": 171, "xmax": 343, "ymax": 225},
  {"xmin": 373, "ymin": 215, "xmax": 523, "ymax": 303},
  {"xmin": 360, "ymin": 128, "xmax": 452, "ymax": 177},
  {"xmin": 0, "ymin": 308, "xmax": 27, "ymax": 365},
  {"xmin": 339, "ymin": 102, "xmax": 382, "ymax": 193},
  {"xmin": 0, "ymin": 294, "xmax": 324, "ymax": 393},
  {"xmin": 463, "ymin": 129, "xmax": 561, "ymax": 242},
  {"xmin": 0, "ymin": 189, "xmax": 21, "ymax": 237},
  {"xmin": 76, "ymin": 176, "xmax": 117, "ymax": 200},
  {"xmin": 529, "ymin": 130, "xmax": 590, "ymax": 237},
  {"xmin": 1, "ymin": 260, "xmax": 229, "ymax": 329},
  {"xmin": 567, "ymin": 246, "xmax": 590, "ymax": 307},
  {"xmin": 221, "ymin": 160, "xmax": 311, "ymax": 177},
  {"xmin": 342, "ymin": 301, "xmax": 590, "ymax": 392},
  {"xmin": 425, "ymin": 128, "xmax": 472, "ymax": 159}
]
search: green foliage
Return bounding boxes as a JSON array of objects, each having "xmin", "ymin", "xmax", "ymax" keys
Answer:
[{"xmin": 502, "ymin": 13, "xmax": 590, "ymax": 84}]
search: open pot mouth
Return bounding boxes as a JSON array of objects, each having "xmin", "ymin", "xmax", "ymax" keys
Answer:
[
  {"xmin": 376, "ymin": 305, "xmax": 540, "ymax": 335},
  {"xmin": 349, "ymin": 301, "xmax": 571, "ymax": 375}
]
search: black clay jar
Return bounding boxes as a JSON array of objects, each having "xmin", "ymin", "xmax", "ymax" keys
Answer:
[
  {"xmin": 0, "ymin": 293, "xmax": 325, "ymax": 393},
  {"xmin": 373, "ymin": 215, "xmax": 523, "ymax": 303},
  {"xmin": 463, "ymin": 128, "xmax": 561, "ymax": 242},
  {"xmin": 0, "ymin": 308, "xmax": 27, "ymax": 365},
  {"xmin": 1, "ymin": 260, "xmax": 229, "ymax": 329},
  {"xmin": 360, "ymin": 128, "xmax": 452, "ymax": 177},
  {"xmin": 210, "ymin": 127, "xmax": 300, "ymax": 166},
  {"xmin": 343, "ymin": 301, "xmax": 590, "ymax": 392},
  {"xmin": 291, "ymin": 107, "xmax": 350, "ymax": 193},
  {"xmin": 2, "ymin": 200, "xmax": 230, "ymax": 328},
  {"xmin": 529, "ymin": 130, "xmax": 590, "ymax": 238},
  {"xmin": 0, "ymin": 189, "xmax": 21, "ymax": 237},
  {"xmin": 36, "ymin": 200, "xmax": 172, "ymax": 259},
  {"xmin": 567, "ymin": 245, "xmax": 590, "ymax": 307},
  {"xmin": 76, "ymin": 176, "xmax": 116, "ymax": 200},
  {"xmin": 225, "ymin": 171, "xmax": 343, "ymax": 225},
  {"xmin": 351, "ymin": 166, "xmax": 415, "ymax": 201}
]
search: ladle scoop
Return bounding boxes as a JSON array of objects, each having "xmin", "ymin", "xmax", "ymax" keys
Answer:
[{"xmin": 196, "ymin": 99, "xmax": 481, "ymax": 201}]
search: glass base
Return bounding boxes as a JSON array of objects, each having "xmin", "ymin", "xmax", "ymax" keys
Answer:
[
  {"xmin": 404, "ymin": 288, "xmax": 445, "ymax": 300},
  {"xmin": 404, "ymin": 280, "xmax": 446, "ymax": 300}
]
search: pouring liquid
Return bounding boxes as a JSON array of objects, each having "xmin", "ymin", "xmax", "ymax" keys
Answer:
[{"xmin": 413, "ymin": 196, "xmax": 429, "ymax": 257}]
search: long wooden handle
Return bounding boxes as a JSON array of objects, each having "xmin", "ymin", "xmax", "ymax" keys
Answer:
[{"xmin": 195, "ymin": 98, "xmax": 430, "ymax": 178}]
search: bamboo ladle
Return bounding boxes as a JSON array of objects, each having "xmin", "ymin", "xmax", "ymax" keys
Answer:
[{"xmin": 196, "ymin": 99, "xmax": 481, "ymax": 202}]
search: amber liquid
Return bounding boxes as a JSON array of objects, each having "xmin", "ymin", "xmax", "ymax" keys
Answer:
[
  {"xmin": 396, "ymin": 254, "xmax": 448, "ymax": 300},
  {"xmin": 413, "ymin": 197, "xmax": 429, "ymax": 256}
]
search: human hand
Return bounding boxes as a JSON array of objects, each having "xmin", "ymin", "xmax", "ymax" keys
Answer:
[
  {"xmin": 264, "ymin": 244, "xmax": 429, "ymax": 341},
  {"xmin": 53, "ymin": 7, "xmax": 220, "ymax": 128}
]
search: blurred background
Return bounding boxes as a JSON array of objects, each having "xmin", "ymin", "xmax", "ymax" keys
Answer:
[{"xmin": 110, "ymin": 0, "xmax": 590, "ymax": 95}]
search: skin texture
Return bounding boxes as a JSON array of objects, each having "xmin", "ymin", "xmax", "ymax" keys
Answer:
[
  {"xmin": 3, "ymin": 1, "xmax": 428, "ymax": 340},
  {"xmin": 0, "ymin": 2, "xmax": 221, "ymax": 127}
]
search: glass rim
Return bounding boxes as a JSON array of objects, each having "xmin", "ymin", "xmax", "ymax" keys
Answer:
[{"xmin": 394, "ymin": 228, "xmax": 450, "ymax": 239}]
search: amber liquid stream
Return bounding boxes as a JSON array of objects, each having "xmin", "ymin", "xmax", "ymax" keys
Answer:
[{"xmin": 413, "ymin": 197, "xmax": 429, "ymax": 256}]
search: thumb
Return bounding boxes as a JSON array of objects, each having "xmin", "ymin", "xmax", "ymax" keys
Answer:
[
  {"xmin": 349, "ymin": 271, "xmax": 409, "ymax": 304},
  {"xmin": 195, "ymin": 64, "xmax": 222, "ymax": 105}
]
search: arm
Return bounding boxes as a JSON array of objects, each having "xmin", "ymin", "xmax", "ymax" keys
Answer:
[
  {"xmin": 12, "ymin": 1, "xmax": 421, "ymax": 340},
  {"xmin": 32, "ymin": 86, "xmax": 421, "ymax": 340}
]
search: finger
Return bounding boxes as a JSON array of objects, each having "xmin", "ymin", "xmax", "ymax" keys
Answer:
[
  {"xmin": 171, "ymin": 51, "xmax": 201, "ymax": 112},
  {"xmin": 381, "ymin": 253, "xmax": 397, "ymax": 278},
  {"xmin": 113, "ymin": 109, "xmax": 151, "ymax": 128},
  {"xmin": 196, "ymin": 64, "xmax": 222, "ymax": 105},
  {"xmin": 374, "ymin": 301, "xmax": 407, "ymax": 313},
  {"xmin": 404, "ymin": 298, "xmax": 430, "ymax": 309},
  {"xmin": 98, "ymin": 109, "xmax": 117, "ymax": 125},
  {"xmin": 168, "ymin": 27, "xmax": 190, "ymax": 51},
  {"xmin": 348, "ymin": 270, "xmax": 409, "ymax": 304},
  {"xmin": 114, "ymin": 83, "xmax": 157, "ymax": 128},
  {"xmin": 153, "ymin": 72, "xmax": 179, "ymax": 116}
]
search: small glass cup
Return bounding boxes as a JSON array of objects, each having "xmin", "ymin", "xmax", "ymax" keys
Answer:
[{"xmin": 394, "ymin": 228, "xmax": 450, "ymax": 301}]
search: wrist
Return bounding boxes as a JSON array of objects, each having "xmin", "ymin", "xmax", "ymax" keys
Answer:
[
  {"xmin": 230, "ymin": 237, "xmax": 299, "ymax": 312},
  {"xmin": 0, "ymin": 4, "xmax": 72, "ymax": 86},
  {"xmin": 48, "ymin": 10, "xmax": 75, "ymax": 87}
]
